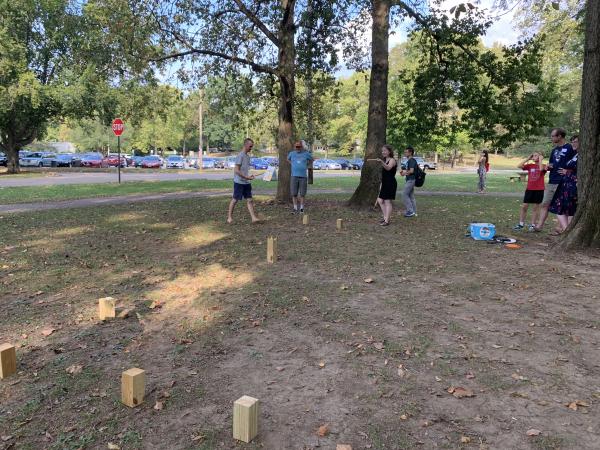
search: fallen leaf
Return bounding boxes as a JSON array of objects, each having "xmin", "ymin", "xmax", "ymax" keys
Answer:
[
  {"xmin": 317, "ymin": 424, "xmax": 329, "ymax": 437},
  {"xmin": 148, "ymin": 301, "xmax": 162, "ymax": 309},
  {"xmin": 435, "ymin": 376, "xmax": 442, "ymax": 382},
  {"xmin": 526, "ymin": 429, "xmax": 541, "ymax": 436},
  {"xmin": 117, "ymin": 309, "xmax": 131, "ymax": 319},
  {"xmin": 154, "ymin": 401, "xmax": 163, "ymax": 411},
  {"xmin": 364, "ymin": 278, "xmax": 374, "ymax": 284},
  {"xmin": 466, "ymin": 372, "xmax": 476, "ymax": 379},
  {"xmin": 373, "ymin": 342, "xmax": 384, "ymax": 350},
  {"xmin": 460, "ymin": 436, "xmax": 471, "ymax": 444},
  {"xmin": 340, "ymin": 285, "xmax": 348, "ymax": 290},
  {"xmin": 65, "ymin": 365, "xmax": 83, "ymax": 375},
  {"xmin": 448, "ymin": 386, "xmax": 475, "ymax": 398},
  {"xmin": 511, "ymin": 373, "xmax": 529, "ymax": 381},
  {"xmin": 107, "ymin": 443, "xmax": 121, "ymax": 450},
  {"xmin": 397, "ymin": 367, "xmax": 407, "ymax": 378},
  {"xmin": 400, "ymin": 414, "xmax": 408, "ymax": 420},
  {"xmin": 41, "ymin": 328, "xmax": 55, "ymax": 336},
  {"xmin": 318, "ymin": 361, "xmax": 326, "ymax": 369},
  {"xmin": 1, "ymin": 436, "xmax": 13, "ymax": 442},
  {"xmin": 276, "ymin": 366, "xmax": 285, "ymax": 372}
]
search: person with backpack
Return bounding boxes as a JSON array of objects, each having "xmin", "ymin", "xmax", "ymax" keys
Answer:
[
  {"xmin": 400, "ymin": 146, "xmax": 418, "ymax": 217},
  {"xmin": 477, "ymin": 150, "xmax": 489, "ymax": 194}
]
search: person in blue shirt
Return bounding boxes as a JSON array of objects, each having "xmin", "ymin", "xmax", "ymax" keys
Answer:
[
  {"xmin": 287, "ymin": 141, "xmax": 313, "ymax": 213},
  {"xmin": 535, "ymin": 127, "xmax": 574, "ymax": 231}
]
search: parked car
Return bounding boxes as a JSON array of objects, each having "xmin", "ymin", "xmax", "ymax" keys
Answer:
[
  {"xmin": 140, "ymin": 155, "xmax": 162, "ymax": 168},
  {"xmin": 166, "ymin": 155, "xmax": 185, "ymax": 169},
  {"xmin": 0, "ymin": 152, "xmax": 6, "ymax": 166},
  {"xmin": 263, "ymin": 157, "xmax": 279, "ymax": 167},
  {"xmin": 316, "ymin": 159, "xmax": 342, "ymax": 170},
  {"xmin": 102, "ymin": 154, "xmax": 127, "ymax": 168},
  {"xmin": 349, "ymin": 158, "xmax": 364, "ymax": 170},
  {"xmin": 400, "ymin": 156, "xmax": 436, "ymax": 170},
  {"xmin": 51, "ymin": 153, "xmax": 82, "ymax": 167},
  {"xmin": 201, "ymin": 157, "xmax": 216, "ymax": 169},
  {"xmin": 334, "ymin": 158, "xmax": 352, "ymax": 170},
  {"xmin": 131, "ymin": 156, "xmax": 145, "ymax": 167},
  {"xmin": 80, "ymin": 153, "xmax": 104, "ymax": 168},
  {"xmin": 19, "ymin": 152, "xmax": 56, "ymax": 167},
  {"xmin": 186, "ymin": 157, "xmax": 199, "ymax": 169},
  {"xmin": 250, "ymin": 158, "xmax": 269, "ymax": 170}
]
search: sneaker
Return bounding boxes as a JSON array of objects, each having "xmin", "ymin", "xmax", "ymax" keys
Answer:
[
  {"xmin": 528, "ymin": 224, "xmax": 536, "ymax": 232},
  {"xmin": 513, "ymin": 224, "xmax": 524, "ymax": 231},
  {"xmin": 291, "ymin": 208, "xmax": 298, "ymax": 214},
  {"xmin": 300, "ymin": 208, "xmax": 304, "ymax": 214},
  {"xmin": 403, "ymin": 212, "xmax": 416, "ymax": 218},
  {"xmin": 380, "ymin": 221, "xmax": 390, "ymax": 226}
]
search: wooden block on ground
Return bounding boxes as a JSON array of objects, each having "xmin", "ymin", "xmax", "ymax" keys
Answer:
[
  {"xmin": 233, "ymin": 395, "xmax": 259, "ymax": 443},
  {"xmin": 0, "ymin": 343, "xmax": 17, "ymax": 379},
  {"xmin": 336, "ymin": 218, "xmax": 344, "ymax": 230},
  {"xmin": 98, "ymin": 297, "xmax": 116, "ymax": 320},
  {"xmin": 267, "ymin": 236, "xmax": 277, "ymax": 264},
  {"xmin": 121, "ymin": 368, "xmax": 145, "ymax": 407},
  {"xmin": 337, "ymin": 445, "xmax": 353, "ymax": 450},
  {"xmin": 302, "ymin": 214, "xmax": 309, "ymax": 225}
]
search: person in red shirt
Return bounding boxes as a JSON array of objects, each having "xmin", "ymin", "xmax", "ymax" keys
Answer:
[{"xmin": 513, "ymin": 152, "xmax": 546, "ymax": 231}]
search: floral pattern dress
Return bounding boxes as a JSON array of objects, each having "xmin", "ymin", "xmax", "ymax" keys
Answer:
[{"xmin": 549, "ymin": 153, "xmax": 578, "ymax": 216}]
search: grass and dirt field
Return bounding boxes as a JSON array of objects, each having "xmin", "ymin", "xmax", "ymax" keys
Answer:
[
  {"xmin": 1, "ymin": 193, "xmax": 599, "ymax": 449},
  {"xmin": 0, "ymin": 173, "xmax": 527, "ymax": 204}
]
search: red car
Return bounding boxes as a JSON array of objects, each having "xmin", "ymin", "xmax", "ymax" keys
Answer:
[
  {"xmin": 80, "ymin": 153, "xmax": 103, "ymax": 168},
  {"xmin": 102, "ymin": 154, "xmax": 127, "ymax": 168},
  {"xmin": 141, "ymin": 156, "xmax": 162, "ymax": 168}
]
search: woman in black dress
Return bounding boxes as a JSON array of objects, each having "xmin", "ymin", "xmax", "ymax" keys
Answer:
[{"xmin": 376, "ymin": 144, "xmax": 398, "ymax": 226}]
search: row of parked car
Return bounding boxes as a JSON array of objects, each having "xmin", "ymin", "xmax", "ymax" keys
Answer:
[{"xmin": 1, "ymin": 151, "xmax": 436, "ymax": 171}]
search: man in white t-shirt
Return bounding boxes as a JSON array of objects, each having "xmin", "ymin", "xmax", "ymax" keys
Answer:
[{"xmin": 227, "ymin": 138, "xmax": 259, "ymax": 223}]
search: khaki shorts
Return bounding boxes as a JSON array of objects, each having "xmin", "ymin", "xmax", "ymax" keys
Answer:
[{"xmin": 542, "ymin": 183, "xmax": 559, "ymax": 205}]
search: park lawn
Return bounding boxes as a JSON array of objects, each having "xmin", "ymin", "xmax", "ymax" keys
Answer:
[
  {"xmin": 1, "ymin": 194, "xmax": 599, "ymax": 449},
  {"xmin": 0, "ymin": 173, "xmax": 525, "ymax": 204}
]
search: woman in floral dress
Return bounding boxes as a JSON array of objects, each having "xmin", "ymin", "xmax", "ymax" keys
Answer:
[{"xmin": 549, "ymin": 135, "xmax": 579, "ymax": 234}]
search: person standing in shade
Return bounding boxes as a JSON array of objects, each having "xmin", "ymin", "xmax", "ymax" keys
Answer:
[
  {"xmin": 400, "ymin": 146, "xmax": 417, "ymax": 217},
  {"xmin": 535, "ymin": 128, "xmax": 574, "ymax": 231},
  {"xmin": 375, "ymin": 144, "xmax": 398, "ymax": 226},
  {"xmin": 287, "ymin": 140, "xmax": 313, "ymax": 213},
  {"xmin": 513, "ymin": 152, "xmax": 546, "ymax": 231},
  {"xmin": 548, "ymin": 135, "xmax": 579, "ymax": 235},
  {"xmin": 477, "ymin": 150, "xmax": 489, "ymax": 194},
  {"xmin": 227, "ymin": 138, "xmax": 259, "ymax": 224}
]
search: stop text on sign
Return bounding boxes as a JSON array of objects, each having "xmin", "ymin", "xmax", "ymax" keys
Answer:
[{"xmin": 112, "ymin": 118, "xmax": 124, "ymax": 136}]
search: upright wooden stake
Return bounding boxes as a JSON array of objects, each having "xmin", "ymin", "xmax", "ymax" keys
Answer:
[
  {"xmin": 98, "ymin": 297, "xmax": 116, "ymax": 320},
  {"xmin": 267, "ymin": 236, "xmax": 277, "ymax": 264},
  {"xmin": 121, "ymin": 368, "xmax": 145, "ymax": 407},
  {"xmin": 302, "ymin": 214, "xmax": 309, "ymax": 225},
  {"xmin": 0, "ymin": 343, "xmax": 17, "ymax": 379},
  {"xmin": 233, "ymin": 395, "xmax": 259, "ymax": 443},
  {"xmin": 336, "ymin": 218, "xmax": 344, "ymax": 230}
]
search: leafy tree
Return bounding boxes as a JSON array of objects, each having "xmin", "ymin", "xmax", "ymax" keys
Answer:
[{"xmin": 0, "ymin": 0, "xmax": 115, "ymax": 172}]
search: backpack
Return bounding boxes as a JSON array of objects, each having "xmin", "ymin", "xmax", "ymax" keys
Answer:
[{"xmin": 414, "ymin": 162, "xmax": 426, "ymax": 187}]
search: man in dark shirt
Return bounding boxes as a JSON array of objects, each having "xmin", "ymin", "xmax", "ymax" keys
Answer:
[
  {"xmin": 535, "ymin": 127, "xmax": 574, "ymax": 231},
  {"xmin": 401, "ymin": 146, "xmax": 418, "ymax": 217}
]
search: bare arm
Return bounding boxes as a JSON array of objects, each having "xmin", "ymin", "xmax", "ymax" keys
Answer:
[
  {"xmin": 517, "ymin": 155, "xmax": 532, "ymax": 170},
  {"xmin": 234, "ymin": 164, "xmax": 254, "ymax": 181},
  {"xmin": 382, "ymin": 158, "xmax": 397, "ymax": 171}
]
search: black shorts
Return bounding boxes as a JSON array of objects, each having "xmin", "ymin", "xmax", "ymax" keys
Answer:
[
  {"xmin": 233, "ymin": 182, "xmax": 252, "ymax": 200},
  {"xmin": 523, "ymin": 189, "xmax": 544, "ymax": 204}
]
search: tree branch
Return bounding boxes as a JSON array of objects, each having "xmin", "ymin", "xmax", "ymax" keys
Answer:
[
  {"xmin": 232, "ymin": 0, "xmax": 280, "ymax": 47},
  {"xmin": 151, "ymin": 49, "xmax": 279, "ymax": 76}
]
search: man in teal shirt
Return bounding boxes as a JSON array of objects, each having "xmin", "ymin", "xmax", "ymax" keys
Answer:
[{"xmin": 287, "ymin": 141, "xmax": 313, "ymax": 213}]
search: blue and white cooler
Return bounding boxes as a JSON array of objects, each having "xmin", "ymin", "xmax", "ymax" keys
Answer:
[{"xmin": 469, "ymin": 223, "xmax": 496, "ymax": 240}]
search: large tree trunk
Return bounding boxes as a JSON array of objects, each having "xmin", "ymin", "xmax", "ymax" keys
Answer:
[
  {"xmin": 6, "ymin": 146, "xmax": 21, "ymax": 174},
  {"xmin": 348, "ymin": 0, "xmax": 390, "ymax": 208},
  {"xmin": 275, "ymin": 0, "xmax": 296, "ymax": 203},
  {"xmin": 561, "ymin": 0, "xmax": 600, "ymax": 250}
]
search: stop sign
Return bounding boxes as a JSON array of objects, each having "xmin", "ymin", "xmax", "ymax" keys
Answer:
[{"xmin": 112, "ymin": 118, "xmax": 124, "ymax": 136}]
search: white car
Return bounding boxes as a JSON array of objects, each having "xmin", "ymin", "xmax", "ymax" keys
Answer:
[
  {"xmin": 166, "ymin": 155, "xmax": 185, "ymax": 169},
  {"xmin": 20, "ymin": 152, "xmax": 56, "ymax": 167}
]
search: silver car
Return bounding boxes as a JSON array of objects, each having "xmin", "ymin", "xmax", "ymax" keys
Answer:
[{"xmin": 19, "ymin": 152, "xmax": 56, "ymax": 167}]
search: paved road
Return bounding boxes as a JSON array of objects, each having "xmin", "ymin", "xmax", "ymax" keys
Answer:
[
  {"xmin": 0, "ymin": 189, "xmax": 521, "ymax": 215},
  {"xmin": 0, "ymin": 170, "xmax": 360, "ymax": 188}
]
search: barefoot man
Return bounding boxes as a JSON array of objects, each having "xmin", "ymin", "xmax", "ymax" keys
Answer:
[{"xmin": 227, "ymin": 138, "xmax": 259, "ymax": 223}]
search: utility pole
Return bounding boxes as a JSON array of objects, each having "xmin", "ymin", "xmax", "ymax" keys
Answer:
[{"xmin": 198, "ymin": 91, "xmax": 203, "ymax": 170}]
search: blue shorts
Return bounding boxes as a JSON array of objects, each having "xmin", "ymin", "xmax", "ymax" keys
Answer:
[{"xmin": 233, "ymin": 182, "xmax": 252, "ymax": 200}]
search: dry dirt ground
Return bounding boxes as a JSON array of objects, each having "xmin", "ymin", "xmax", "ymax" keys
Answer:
[{"xmin": 1, "ymin": 194, "xmax": 599, "ymax": 450}]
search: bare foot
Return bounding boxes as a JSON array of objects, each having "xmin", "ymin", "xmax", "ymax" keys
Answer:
[
  {"xmin": 251, "ymin": 218, "xmax": 261, "ymax": 223},
  {"xmin": 226, "ymin": 217, "xmax": 233, "ymax": 224}
]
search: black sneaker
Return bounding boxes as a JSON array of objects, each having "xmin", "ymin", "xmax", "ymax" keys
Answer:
[
  {"xmin": 513, "ymin": 224, "xmax": 524, "ymax": 231},
  {"xmin": 300, "ymin": 208, "xmax": 304, "ymax": 214}
]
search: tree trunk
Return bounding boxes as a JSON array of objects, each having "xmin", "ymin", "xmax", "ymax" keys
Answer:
[
  {"xmin": 275, "ymin": 0, "xmax": 296, "ymax": 203},
  {"xmin": 3, "ymin": 138, "xmax": 21, "ymax": 174},
  {"xmin": 348, "ymin": 0, "xmax": 390, "ymax": 208},
  {"xmin": 561, "ymin": 0, "xmax": 600, "ymax": 250}
]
